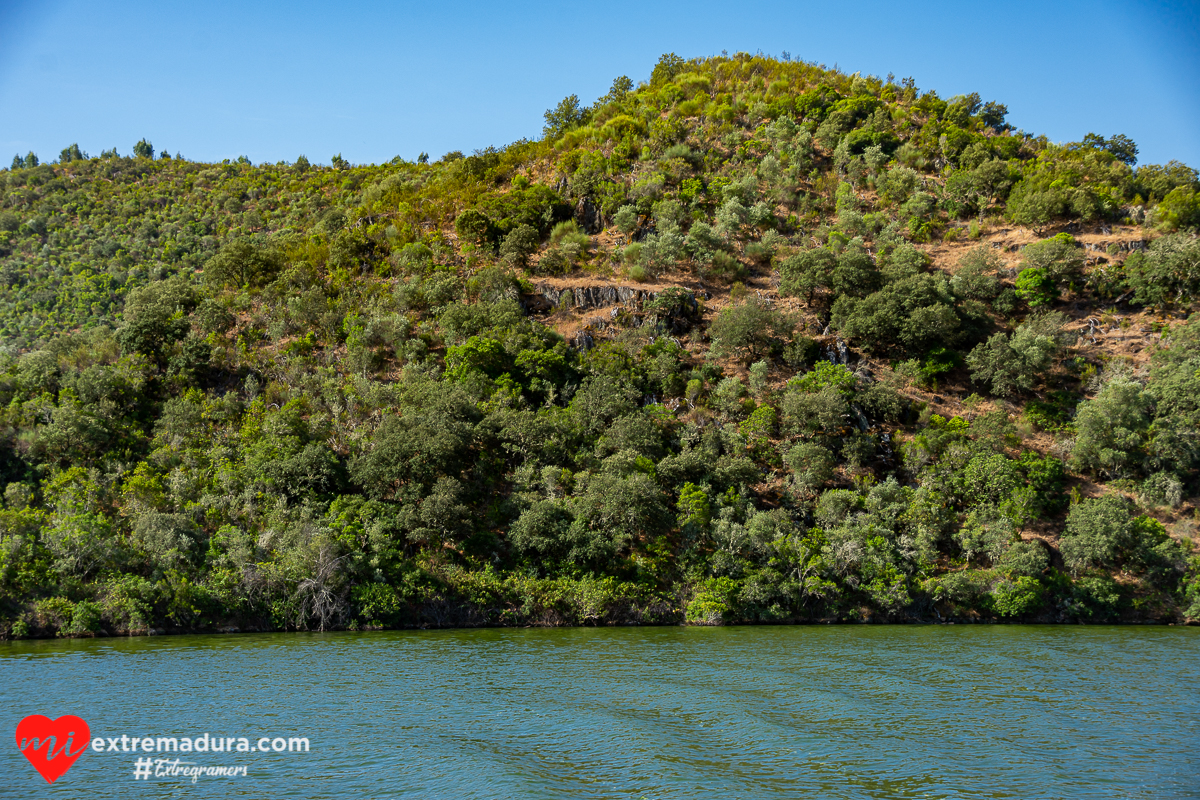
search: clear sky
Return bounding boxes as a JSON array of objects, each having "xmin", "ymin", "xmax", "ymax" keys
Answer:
[{"xmin": 1, "ymin": 0, "xmax": 1197, "ymax": 169}]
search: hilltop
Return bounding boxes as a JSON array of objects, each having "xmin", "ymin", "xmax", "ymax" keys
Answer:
[{"xmin": 0, "ymin": 52, "xmax": 1198, "ymax": 636}]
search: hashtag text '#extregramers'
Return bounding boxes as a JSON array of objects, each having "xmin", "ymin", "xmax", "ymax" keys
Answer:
[{"xmin": 134, "ymin": 757, "xmax": 250, "ymax": 784}]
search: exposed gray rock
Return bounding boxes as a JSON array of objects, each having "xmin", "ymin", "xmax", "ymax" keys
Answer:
[{"xmin": 575, "ymin": 197, "xmax": 603, "ymax": 234}]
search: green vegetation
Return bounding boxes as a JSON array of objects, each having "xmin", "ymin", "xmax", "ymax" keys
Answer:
[{"xmin": 1, "ymin": 52, "xmax": 1197, "ymax": 636}]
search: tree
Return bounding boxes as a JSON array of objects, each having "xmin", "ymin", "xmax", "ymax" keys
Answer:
[
  {"xmin": 543, "ymin": 95, "xmax": 587, "ymax": 139},
  {"xmin": 1152, "ymin": 186, "xmax": 1200, "ymax": 232},
  {"xmin": 1014, "ymin": 267, "xmax": 1055, "ymax": 307},
  {"xmin": 650, "ymin": 53, "xmax": 685, "ymax": 86},
  {"xmin": 1083, "ymin": 132, "xmax": 1138, "ymax": 166},
  {"xmin": 598, "ymin": 75, "xmax": 633, "ymax": 106},
  {"xmin": 980, "ymin": 101, "xmax": 1009, "ymax": 129},
  {"xmin": 454, "ymin": 208, "xmax": 493, "ymax": 245},
  {"xmin": 830, "ymin": 246, "xmax": 881, "ymax": 298},
  {"xmin": 950, "ymin": 245, "xmax": 1002, "ymax": 301},
  {"xmin": 953, "ymin": 509, "xmax": 1014, "ymax": 566},
  {"xmin": 831, "ymin": 273, "xmax": 965, "ymax": 357},
  {"xmin": 966, "ymin": 313, "xmax": 1065, "ymax": 396},
  {"xmin": 1021, "ymin": 233, "xmax": 1084, "ymax": 283},
  {"xmin": 613, "ymin": 205, "xmax": 638, "ymax": 237},
  {"xmin": 1071, "ymin": 376, "xmax": 1153, "ymax": 478},
  {"xmin": 350, "ymin": 382, "xmax": 480, "ymax": 501},
  {"xmin": 1125, "ymin": 233, "xmax": 1200, "ymax": 306},
  {"xmin": 58, "ymin": 143, "xmax": 85, "ymax": 163},
  {"xmin": 499, "ymin": 224, "xmax": 540, "ymax": 268},
  {"xmin": 331, "ymin": 153, "xmax": 349, "ymax": 170},
  {"xmin": 116, "ymin": 277, "xmax": 198, "ymax": 366},
  {"xmin": 709, "ymin": 298, "xmax": 795, "ymax": 364},
  {"xmin": 203, "ymin": 237, "xmax": 284, "ymax": 288},
  {"xmin": 784, "ymin": 442, "xmax": 834, "ymax": 495},
  {"xmin": 779, "ymin": 248, "xmax": 836, "ymax": 304},
  {"xmin": 509, "ymin": 499, "xmax": 575, "ymax": 562},
  {"xmin": 133, "ymin": 139, "xmax": 154, "ymax": 159},
  {"xmin": 567, "ymin": 472, "xmax": 670, "ymax": 568},
  {"xmin": 1059, "ymin": 494, "xmax": 1164, "ymax": 573}
]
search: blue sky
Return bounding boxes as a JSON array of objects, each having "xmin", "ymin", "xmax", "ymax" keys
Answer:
[{"xmin": 1, "ymin": 0, "xmax": 1197, "ymax": 169}]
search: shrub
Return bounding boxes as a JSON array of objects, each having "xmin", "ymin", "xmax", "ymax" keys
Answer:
[
  {"xmin": 499, "ymin": 224, "xmax": 540, "ymax": 268},
  {"xmin": 65, "ymin": 600, "xmax": 105, "ymax": 635},
  {"xmin": 1015, "ymin": 267, "xmax": 1056, "ymax": 307},
  {"xmin": 614, "ymin": 205, "xmax": 638, "ymax": 235},
  {"xmin": 686, "ymin": 577, "xmax": 741, "ymax": 624},
  {"xmin": 709, "ymin": 298, "xmax": 794, "ymax": 364},
  {"xmin": 966, "ymin": 312, "xmax": 1066, "ymax": 396},
  {"xmin": 990, "ymin": 576, "xmax": 1045, "ymax": 617},
  {"xmin": 1124, "ymin": 233, "xmax": 1200, "ymax": 307}
]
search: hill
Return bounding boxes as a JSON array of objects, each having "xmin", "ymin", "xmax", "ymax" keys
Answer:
[{"xmin": 1, "ymin": 52, "xmax": 1198, "ymax": 636}]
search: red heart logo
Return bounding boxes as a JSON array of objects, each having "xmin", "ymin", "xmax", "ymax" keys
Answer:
[{"xmin": 15, "ymin": 714, "xmax": 91, "ymax": 784}]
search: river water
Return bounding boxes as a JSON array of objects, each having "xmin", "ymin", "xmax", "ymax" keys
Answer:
[{"xmin": 2, "ymin": 625, "xmax": 1198, "ymax": 799}]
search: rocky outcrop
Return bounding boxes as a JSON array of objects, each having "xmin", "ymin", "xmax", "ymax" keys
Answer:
[
  {"xmin": 574, "ymin": 197, "xmax": 603, "ymax": 234},
  {"xmin": 521, "ymin": 283, "xmax": 703, "ymax": 347},
  {"xmin": 526, "ymin": 282, "xmax": 670, "ymax": 312}
]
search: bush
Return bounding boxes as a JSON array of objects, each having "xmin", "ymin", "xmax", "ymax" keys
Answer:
[
  {"xmin": 950, "ymin": 245, "xmax": 1002, "ymax": 301},
  {"xmin": 997, "ymin": 540, "xmax": 1050, "ymax": 578},
  {"xmin": 990, "ymin": 576, "xmax": 1045, "ymax": 617},
  {"xmin": 966, "ymin": 312, "xmax": 1066, "ymax": 397},
  {"xmin": 686, "ymin": 577, "xmax": 741, "ymax": 624},
  {"xmin": 65, "ymin": 600, "xmax": 105, "ymax": 635},
  {"xmin": 927, "ymin": 570, "xmax": 993, "ymax": 611},
  {"xmin": 1070, "ymin": 377, "xmax": 1153, "ymax": 478},
  {"xmin": 1124, "ymin": 233, "xmax": 1200, "ymax": 307},
  {"xmin": 1059, "ymin": 495, "xmax": 1179, "ymax": 578},
  {"xmin": 614, "ymin": 205, "xmax": 638, "ymax": 235},
  {"xmin": 1070, "ymin": 575, "xmax": 1121, "ymax": 621},
  {"xmin": 204, "ymin": 238, "xmax": 284, "ymax": 288},
  {"xmin": 499, "ymin": 224, "xmax": 540, "ymax": 268},
  {"xmin": 709, "ymin": 298, "xmax": 794, "ymax": 364},
  {"xmin": 1015, "ymin": 267, "xmax": 1056, "ymax": 307}
]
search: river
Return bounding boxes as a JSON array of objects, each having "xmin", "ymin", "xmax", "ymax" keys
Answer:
[{"xmin": 3, "ymin": 625, "xmax": 1198, "ymax": 798}]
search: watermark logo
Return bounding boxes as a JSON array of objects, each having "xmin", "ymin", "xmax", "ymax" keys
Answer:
[
  {"xmin": 15, "ymin": 714, "xmax": 91, "ymax": 784},
  {"xmin": 16, "ymin": 715, "xmax": 309, "ymax": 785}
]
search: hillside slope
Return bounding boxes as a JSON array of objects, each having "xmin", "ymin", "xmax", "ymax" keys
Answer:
[{"xmin": 1, "ymin": 52, "xmax": 1198, "ymax": 636}]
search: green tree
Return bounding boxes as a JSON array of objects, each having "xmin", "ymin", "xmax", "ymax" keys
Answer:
[
  {"xmin": 1071, "ymin": 376, "xmax": 1153, "ymax": 478},
  {"xmin": 116, "ymin": 277, "xmax": 198, "ymax": 366},
  {"xmin": 1059, "ymin": 494, "xmax": 1175, "ymax": 574},
  {"xmin": 499, "ymin": 224, "xmax": 540, "ymax": 268},
  {"xmin": 709, "ymin": 298, "xmax": 795, "ymax": 364},
  {"xmin": 779, "ymin": 248, "xmax": 836, "ymax": 304},
  {"xmin": 966, "ymin": 313, "xmax": 1065, "ymax": 396},
  {"xmin": 950, "ymin": 245, "xmax": 1002, "ymax": 301},
  {"xmin": 1014, "ymin": 267, "xmax": 1056, "ymax": 307},
  {"xmin": 133, "ymin": 139, "xmax": 154, "ymax": 159},
  {"xmin": 650, "ymin": 53, "xmax": 685, "ymax": 86},
  {"xmin": 543, "ymin": 95, "xmax": 587, "ymax": 139},
  {"xmin": 598, "ymin": 75, "xmax": 634, "ymax": 106},
  {"xmin": 1124, "ymin": 233, "xmax": 1200, "ymax": 306},
  {"xmin": 203, "ymin": 237, "xmax": 284, "ymax": 288},
  {"xmin": 58, "ymin": 143, "xmax": 85, "ymax": 163}
]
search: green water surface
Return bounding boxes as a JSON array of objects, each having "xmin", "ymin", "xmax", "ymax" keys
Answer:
[{"xmin": 2, "ymin": 625, "xmax": 1198, "ymax": 799}]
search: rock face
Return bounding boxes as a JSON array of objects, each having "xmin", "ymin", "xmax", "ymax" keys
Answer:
[
  {"xmin": 521, "ymin": 284, "xmax": 702, "ymax": 347},
  {"xmin": 575, "ymin": 197, "xmax": 603, "ymax": 234},
  {"xmin": 528, "ymin": 283, "xmax": 700, "ymax": 314}
]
